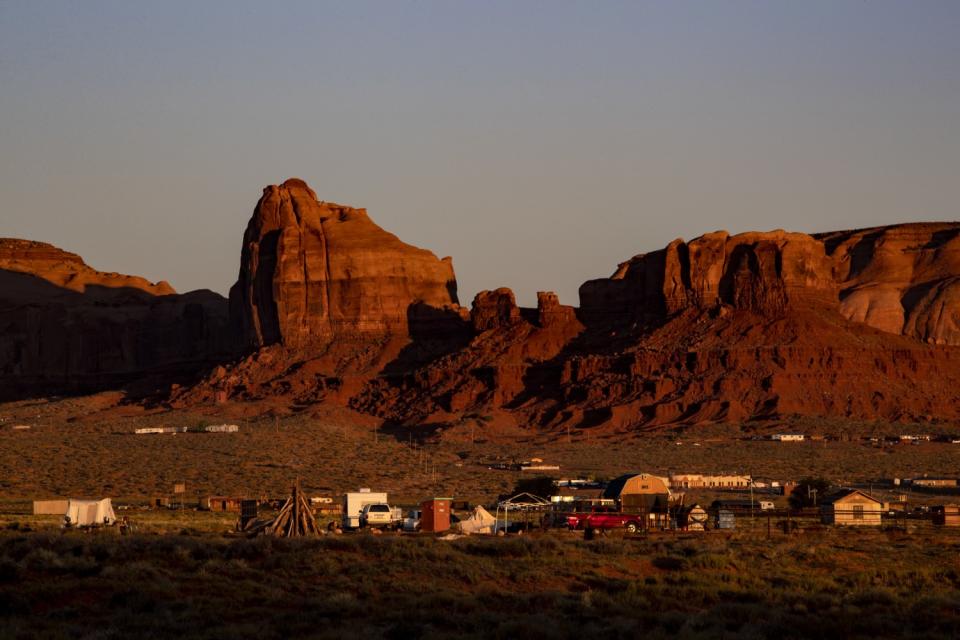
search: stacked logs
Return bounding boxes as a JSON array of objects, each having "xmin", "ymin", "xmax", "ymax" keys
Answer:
[{"xmin": 247, "ymin": 481, "xmax": 320, "ymax": 537}]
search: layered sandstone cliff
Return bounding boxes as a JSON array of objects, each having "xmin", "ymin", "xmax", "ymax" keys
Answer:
[
  {"xmin": 0, "ymin": 239, "xmax": 233, "ymax": 399},
  {"xmin": 228, "ymin": 178, "xmax": 460, "ymax": 350},
  {"xmin": 817, "ymin": 223, "xmax": 960, "ymax": 345},
  {"xmin": 4, "ymin": 179, "xmax": 960, "ymax": 431},
  {"xmin": 356, "ymin": 225, "xmax": 960, "ymax": 429},
  {"xmin": 579, "ymin": 230, "xmax": 838, "ymax": 322}
]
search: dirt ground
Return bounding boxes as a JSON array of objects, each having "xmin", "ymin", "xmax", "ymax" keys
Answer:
[{"xmin": 2, "ymin": 394, "xmax": 960, "ymax": 506}]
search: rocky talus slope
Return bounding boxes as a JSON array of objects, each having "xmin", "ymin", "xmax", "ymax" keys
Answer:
[{"xmin": 4, "ymin": 179, "xmax": 959, "ymax": 430}]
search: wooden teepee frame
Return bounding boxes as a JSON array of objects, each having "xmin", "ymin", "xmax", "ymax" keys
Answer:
[{"xmin": 251, "ymin": 479, "xmax": 320, "ymax": 537}]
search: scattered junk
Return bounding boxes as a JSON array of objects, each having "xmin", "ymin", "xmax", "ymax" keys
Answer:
[
  {"xmin": 713, "ymin": 509, "xmax": 736, "ymax": 530},
  {"xmin": 520, "ymin": 462, "xmax": 560, "ymax": 472},
  {"xmin": 909, "ymin": 477, "xmax": 958, "ymax": 489},
  {"xmin": 63, "ymin": 498, "xmax": 116, "ymax": 528},
  {"xmin": 403, "ymin": 508, "xmax": 423, "ymax": 532},
  {"xmin": 342, "ymin": 488, "xmax": 389, "ymax": 530},
  {"xmin": 310, "ymin": 496, "xmax": 342, "ymax": 517},
  {"xmin": 204, "ymin": 423, "xmax": 239, "ymax": 433},
  {"xmin": 495, "ymin": 493, "xmax": 552, "ymax": 533},
  {"xmin": 457, "ymin": 505, "xmax": 497, "ymax": 535},
  {"xmin": 820, "ymin": 489, "xmax": 884, "ymax": 526},
  {"xmin": 420, "ymin": 498, "xmax": 453, "ymax": 533},
  {"xmin": 238, "ymin": 500, "xmax": 259, "ymax": 530},
  {"xmin": 11, "ymin": 424, "xmax": 32, "ymax": 430},
  {"xmin": 677, "ymin": 504, "xmax": 709, "ymax": 531},
  {"xmin": 932, "ymin": 505, "xmax": 960, "ymax": 526},
  {"xmin": 33, "ymin": 499, "xmax": 69, "ymax": 515},
  {"xmin": 770, "ymin": 434, "xmax": 805, "ymax": 442},
  {"xmin": 135, "ymin": 426, "xmax": 187, "ymax": 435},
  {"xmin": 245, "ymin": 481, "xmax": 320, "ymax": 537},
  {"xmin": 202, "ymin": 496, "xmax": 244, "ymax": 512}
]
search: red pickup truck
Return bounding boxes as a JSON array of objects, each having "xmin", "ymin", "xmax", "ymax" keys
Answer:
[{"xmin": 566, "ymin": 507, "xmax": 646, "ymax": 533}]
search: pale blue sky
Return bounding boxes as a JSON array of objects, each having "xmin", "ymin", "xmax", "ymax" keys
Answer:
[{"xmin": 1, "ymin": 1, "xmax": 958, "ymax": 305}]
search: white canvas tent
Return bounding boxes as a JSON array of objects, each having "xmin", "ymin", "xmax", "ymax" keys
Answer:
[
  {"xmin": 456, "ymin": 506, "xmax": 496, "ymax": 535},
  {"xmin": 63, "ymin": 499, "xmax": 116, "ymax": 527}
]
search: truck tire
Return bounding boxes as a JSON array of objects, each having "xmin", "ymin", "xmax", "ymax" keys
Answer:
[{"xmin": 625, "ymin": 522, "xmax": 638, "ymax": 534}]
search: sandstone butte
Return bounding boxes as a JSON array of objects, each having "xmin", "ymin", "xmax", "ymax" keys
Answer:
[{"xmin": 3, "ymin": 178, "xmax": 960, "ymax": 433}]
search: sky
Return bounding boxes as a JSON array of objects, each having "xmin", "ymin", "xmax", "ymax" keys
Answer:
[{"xmin": 1, "ymin": 1, "xmax": 959, "ymax": 307}]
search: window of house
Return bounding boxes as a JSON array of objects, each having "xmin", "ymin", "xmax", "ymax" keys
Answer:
[{"xmin": 853, "ymin": 505, "xmax": 864, "ymax": 520}]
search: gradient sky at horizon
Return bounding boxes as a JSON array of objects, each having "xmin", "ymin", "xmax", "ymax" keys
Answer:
[{"xmin": 2, "ymin": 1, "xmax": 959, "ymax": 306}]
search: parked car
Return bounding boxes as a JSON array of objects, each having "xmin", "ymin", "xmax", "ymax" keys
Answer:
[
  {"xmin": 360, "ymin": 503, "xmax": 402, "ymax": 529},
  {"xmin": 567, "ymin": 506, "xmax": 647, "ymax": 533}
]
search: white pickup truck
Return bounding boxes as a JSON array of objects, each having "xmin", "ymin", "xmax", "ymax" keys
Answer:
[{"xmin": 360, "ymin": 503, "xmax": 403, "ymax": 529}]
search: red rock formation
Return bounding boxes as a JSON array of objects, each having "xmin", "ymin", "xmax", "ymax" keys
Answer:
[
  {"xmin": 229, "ymin": 178, "xmax": 460, "ymax": 349},
  {"xmin": 580, "ymin": 230, "xmax": 837, "ymax": 322},
  {"xmin": 471, "ymin": 288, "xmax": 522, "ymax": 332},
  {"xmin": 357, "ymin": 225, "xmax": 960, "ymax": 429},
  {"xmin": 0, "ymin": 239, "xmax": 233, "ymax": 400},
  {"xmin": 818, "ymin": 223, "xmax": 960, "ymax": 345},
  {"xmin": 6, "ymin": 179, "xmax": 960, "ymax": 435}
]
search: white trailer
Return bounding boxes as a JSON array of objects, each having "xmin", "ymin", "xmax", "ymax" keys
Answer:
[{"xmin": 342, "ymin": 489, "xmax": 388, "ymax": 529}]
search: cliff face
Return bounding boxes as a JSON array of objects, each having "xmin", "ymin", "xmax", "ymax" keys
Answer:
[
  {"xmin": 228, "ymin": 178, "xmax": 460, "ymax": 350},
  {"xmin": 579, "ymin": 230, "xmax": 838, "ymax": 322},
  {"xmin": 5, "ymin": 178, "xmax": 960, "ymax": 431},
  {"xmin": 817, "ymin": 223, "xmax": 960, "ymax": 345},
  {"xmin": 0, "ymin": 239, "xmax": 234, "ymax": 400},
  {"xmin": 355, "ymin": 224, "xmax": 960, "ymax": 429}
]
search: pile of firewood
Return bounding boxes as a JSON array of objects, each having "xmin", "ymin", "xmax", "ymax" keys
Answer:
[{"xmin": 246, "ymin": 481, "xmax": 321, "ymax": 537}]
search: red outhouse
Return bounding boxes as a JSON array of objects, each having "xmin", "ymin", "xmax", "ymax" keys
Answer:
[{"xmin": 420, "ymin": 498, "xmax": 452, "ymax": 533}]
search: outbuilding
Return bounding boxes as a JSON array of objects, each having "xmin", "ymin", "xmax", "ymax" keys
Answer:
[
  {"xmin": 603, "ymin": 473, "xmax": 671, "ymax": 527},
  {"xmin": 202, "ymin": 496, "xmax": 244, "ymax": 512},
  {"xmin": 420, "ymin": 497, "xmax": 452, "ymax": 533},
  {"xmin": 932, "ymin": 505, "xmax": 960, "ymax": 526},
  {"xmin": 820, "ymin": 489, "xmax": 883, "ymax": 526}
]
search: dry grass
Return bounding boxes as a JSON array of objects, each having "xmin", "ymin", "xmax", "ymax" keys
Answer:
[
  {"xmin": 1, "ymin": 519, "xmax": 959, "ymax": 639},
  {"xmin": 3, "ymin": 392, "xmax": 960, "ymax": 512}
]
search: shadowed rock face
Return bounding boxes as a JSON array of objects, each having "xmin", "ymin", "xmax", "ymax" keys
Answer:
[
  {"xmin": 356, "ymin": 224, "xmax": 960, "ymax": 429},
  {"xmin": 0, "ymin": 239, "xmax": 234, "ymax": 400},
  {"xmin": 5, "ymin": 180, "xmax": 960, "ymax": 431},
  {"xmin": 228, "ymin": 178, "xmax": 460, "ymax": 349}
]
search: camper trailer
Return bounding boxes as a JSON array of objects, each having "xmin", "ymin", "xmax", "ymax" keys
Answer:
[{"xmin": 342, "ymin": 489, "xmax": 389, "ymax": 529}]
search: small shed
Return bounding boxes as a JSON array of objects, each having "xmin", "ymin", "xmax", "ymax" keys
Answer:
[
  {"xmin": 932, "ymin": 505, "xmax": 960, "ymax": 526},
  {"xmin": 421, "ymin": 498, "xmax": 452, "ymax": 533},
  {"xmin": 203, "ymin": 496, "xmax": 244, "ymax": 512},
  {"xmin": 820, "ymin": 489, "xmax": 883, "ymax": 526}
]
